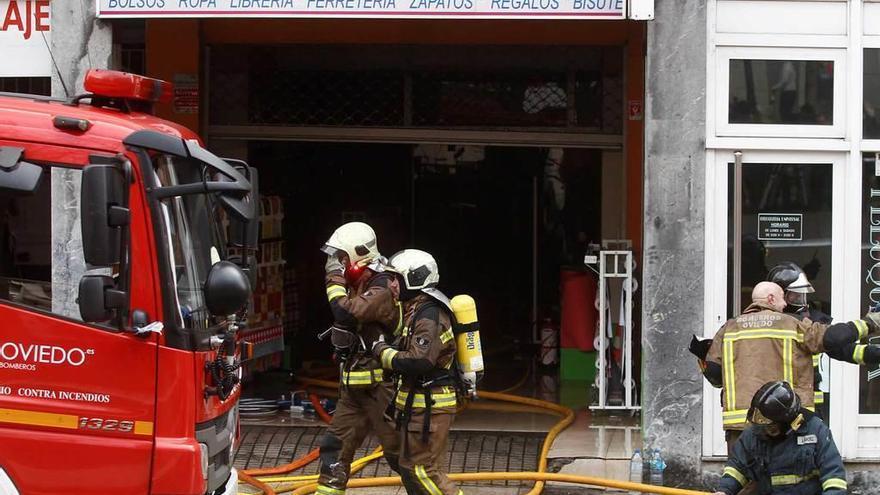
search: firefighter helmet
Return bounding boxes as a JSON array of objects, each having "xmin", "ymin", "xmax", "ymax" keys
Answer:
[
  {"xmin": 768, "ymin": 262, "xmax": 815, "ymax": 294},
  {"xmin": 768, "ymin": 262, "xmax": 815, "ymax": 311},
  {"xmin": 748, "ymin": 380, "xmax": 802, "ymax": 426},
  {"xmin": 321, "ymin": 222, "xmax": 380, "ymax": 267},
  {"xmin": 388, "ymin": 249, "xmax": 440, "ymax": 291}
]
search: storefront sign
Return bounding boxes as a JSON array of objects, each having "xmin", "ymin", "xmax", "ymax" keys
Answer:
[
  {"xmin": 0, "ymin": 0, "xmax": 51, "ymax": 77},
  {"xmin": 97, "ymin": 0, "xmax": 625, "ymax": 19},
  {"xmin": 757, "ymin": 213, "xmax": 802, "ymax": 241},
  {"xmin": 173, "ymin": 74, "xmax": 199, "ymax": 114}
]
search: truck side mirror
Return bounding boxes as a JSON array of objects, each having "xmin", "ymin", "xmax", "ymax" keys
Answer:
[
  {"xmin": 78, "ymin": 275, "xmax": 127, "ymax": 323},
  {"xmin": 81, "ymin": 164, "xmax": 130, "ymax": 266},
  {"xmin": 204, "ymin": 261, "xmax": 251, "ymax": 316},
  {"xmin": 219, "ymin": 161, "xmax": 260, "ymax": 250},
  {"xmin": 219, "ymin": 161, "xmax": 260, "ymax": 288}
]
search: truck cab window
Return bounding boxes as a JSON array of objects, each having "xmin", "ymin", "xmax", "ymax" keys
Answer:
[
  {"xmin": 0, "ymin": 166, "xmax": 86, "ymax": 320},
  {"xmin": 153, "ymin": 155, "xmax": 227, "ymax": 330}
]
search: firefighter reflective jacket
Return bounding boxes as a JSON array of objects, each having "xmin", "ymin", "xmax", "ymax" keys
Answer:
[
  {"xmin": 326, "ymin": 268, "xmax": 402, "ymax": 387},
  {"xmin": 718, "ymin": 411, "xmax": 847, "ymax": 495},
  {"xmin": 706, "ymin": 302, "xmax": 827, "ymax": 430},
  {"xmin": 374, "ymin": 293, "xmax": 458, "ymax": 413},
  {"xmin": 705, "ymin": 304, "xmax": 875, "ymax": 429}
]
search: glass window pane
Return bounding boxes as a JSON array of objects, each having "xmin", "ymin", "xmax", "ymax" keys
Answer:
[
  {"xmin": 0, "ymin": 166, "xmax": 86, "ymax": 321},
  {"xmin": 864, "ymin": 49, "xmax": 880, "ymax": 139},
  {"xmin": 860, "ymin": 153, "xmax": 880, "ymax": 413},
  {"xmin": 727, "ymin": 163, "xmax": 833, "ymax": 317},
  {"xmin": 727, "ymin": 162, "xmax": 834, "ymax": 419},
  {"xmin": 729, "ymin": 60, "xmax": 834, "ymax": 125}
]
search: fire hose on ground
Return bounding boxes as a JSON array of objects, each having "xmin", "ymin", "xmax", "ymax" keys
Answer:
[{"xmin": 238, "ymin": 377, "xmax": 711, "ymax": 495}]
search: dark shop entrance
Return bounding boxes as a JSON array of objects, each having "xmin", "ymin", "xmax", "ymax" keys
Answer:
[{"xmin": 202, "ymin": 38, "xmax": 645, "ymax": 408}]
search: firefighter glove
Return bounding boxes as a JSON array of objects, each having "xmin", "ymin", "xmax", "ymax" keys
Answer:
[
  {"xmin": 371, "ymin": 333, "xmax": 386, "ymax": 354},
  {"xmin": 325, "ymin": 254, "xmax": 344, "ymax": 274},
  {"xmin": 864, "ymin": 312, "xmax": 880, "ymax": 333}
]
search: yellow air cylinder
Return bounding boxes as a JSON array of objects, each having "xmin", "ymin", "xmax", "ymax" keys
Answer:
[{"xmin": 451, "ymin": 295, "xmax": 485, "ymax": 376}]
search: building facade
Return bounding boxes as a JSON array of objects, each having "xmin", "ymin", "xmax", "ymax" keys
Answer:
[
  {"xmin": 7, "ymin": 0, "xmax": 880, "ymax": 490},
  {"xmin": 644, "ymin": 0, "xmax": 880, "ymax": 490}
]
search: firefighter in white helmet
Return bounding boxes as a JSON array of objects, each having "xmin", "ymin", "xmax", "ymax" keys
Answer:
[
  {"xmin": 372, "ymin": 249, "xmax": 464, "ymax": 495},
  {"xmin": 316, "ymin": 221, "xmax": 403, "ymax": 495}
]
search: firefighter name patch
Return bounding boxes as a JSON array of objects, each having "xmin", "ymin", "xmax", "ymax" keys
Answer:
[
  {"xmin": 415, "ymin": 336, "xmax": 431, "ymax": 348},
  {"xmin": 797, "ymin": 435, "xmax": 818, "ymax": 445}
]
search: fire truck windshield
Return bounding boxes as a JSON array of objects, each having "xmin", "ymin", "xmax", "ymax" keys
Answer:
[{"xmin": 152, "ymin": 154, "xmax": 229, "ymax": 330}]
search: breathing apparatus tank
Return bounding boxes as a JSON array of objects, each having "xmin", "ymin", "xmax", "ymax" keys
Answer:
[{"xmin": 451, "ymin": 294, "xmax": 485, "ymax": 397}]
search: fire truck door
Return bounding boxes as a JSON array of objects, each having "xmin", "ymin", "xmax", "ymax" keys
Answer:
[{"xmin": 0, "ymin": 161, "xmax": 158, "ymax": 494}]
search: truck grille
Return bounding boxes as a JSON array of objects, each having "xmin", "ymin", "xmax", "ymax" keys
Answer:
[{"xmin": 196, "ymin": 407, "xmax": 237, "ymax": 494}]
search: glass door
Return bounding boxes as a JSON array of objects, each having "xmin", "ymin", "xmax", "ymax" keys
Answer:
[
  {"xmin": 846, "ymin": 151, "xmax": 880, "ymax": 458},
  {"xmin": 704, "ymin": 150, "xmax": 845, "ymax": 457}
]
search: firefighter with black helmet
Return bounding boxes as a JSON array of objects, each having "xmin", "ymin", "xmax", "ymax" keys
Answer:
[
  {"xmin": 702, "ymin": 282, "xmax": 880, "ymax": 462},
  {"xmin": 316, "ymin": 222, "xmax": 403, "ymax": 495},
  {"xmin": 713, "ymin": 381, "xmax": 847, "ymax": 495},
  {"xmin": 371, "ymin": 249, "xmax": 463, "ymax": 495},
  {"xmin": 767, "ymin": 262, "xmax": 823, "ymax": 318},
  {"xmin": 767, "ymin": 261, "xmax": 832, "ymax": 414}
]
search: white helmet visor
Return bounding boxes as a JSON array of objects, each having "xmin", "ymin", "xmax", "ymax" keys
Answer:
[
  {"xmin": 787, "ymin": 272, "xmax": 815, "ymax": 294},
  {"xmin": 321, "ymin": 244, "xmax": 341, "ymax": 257}
]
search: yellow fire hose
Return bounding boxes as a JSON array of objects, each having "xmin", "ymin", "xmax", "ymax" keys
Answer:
[
  {"xmin": 288, "ymin": 473, "xmax": 710, "ymax": 495},
  {"xmin": 240, "ymin": 377, "xmax": 710, "ymax": 495},
  {"xmin": 257, "ymin": 448, "xmax": 385, "ymax": 483}
]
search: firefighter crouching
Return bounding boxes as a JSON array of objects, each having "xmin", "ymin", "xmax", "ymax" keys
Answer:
[
  {"xmin": 713, "ymin": 381, "xmax": 847, "ymax": 495},
  {"xmin": 372, "ymin": 249, "xmax": 464, "ymax": 495},
  {"xmin": 316, "ymin": 222, "xmax": 403, "ymax": 495},
  {"xmin": 702, "ymin": 282, "xmax": 880, "ymax": 454}
]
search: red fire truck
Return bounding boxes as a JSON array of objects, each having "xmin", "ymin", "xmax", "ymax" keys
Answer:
[{"xmin": 0, "ymin": 70, "xmax": 258, "ymax": 495}]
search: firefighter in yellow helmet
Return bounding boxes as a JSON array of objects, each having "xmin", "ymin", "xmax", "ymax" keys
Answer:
[
  {"xmin": 372, "ymin": 249, "xmax": 464, "ymax": 495},
  {"xmin": 316, "ymin": 222, "xmax": 403, "ymax": 495}
]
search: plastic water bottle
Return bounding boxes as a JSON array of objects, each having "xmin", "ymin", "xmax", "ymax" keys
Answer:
[
  {"xmin": 628, "ymin": 449, "xmax": 643, "ymax": 494},
  {"xmin": 289, "ymin": 392, "xmax": 307, "ymax": 420},
  {"xmin": 649, "ymin": 448, "xmax": 666, "ymax": 486}
]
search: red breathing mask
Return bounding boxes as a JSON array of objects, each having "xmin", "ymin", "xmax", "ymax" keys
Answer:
[{"xmin": 345, "ymin": 263, "xmax": 365, "ymax": 284}]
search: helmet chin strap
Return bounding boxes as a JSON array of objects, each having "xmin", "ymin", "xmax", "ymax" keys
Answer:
[
  {"xmin": 790, "ymin": 412, "xmax": 805, "ymax": 431},
  {"xmin": 763, "ymin": 412, "xmax": 805, "ymax": 439}
]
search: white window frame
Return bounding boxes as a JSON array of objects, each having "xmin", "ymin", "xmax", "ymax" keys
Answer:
[
  {"xmin": 702, "ymin": 149, "xmax": 847, "ymax": 458},
  {"xmin": 836, "ymin": 1, "xmax": 880, "ymax": 460},
  {"xmin": 715, "ymin": 46, "xmax": 847, "ymax": 139},
  {"xmin": 841, "ymin": 147, "xmax": 880, "ymax": 459}
]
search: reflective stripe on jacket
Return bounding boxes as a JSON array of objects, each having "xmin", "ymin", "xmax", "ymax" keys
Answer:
[
  {"xmin": 707, "ymin": 302, "xmax": 826, "ymax": 430},
  {"xmin": 374, "ymin": 294, "xmax": 458, "ymax": 412},
  {"xmin": 325, "ymin": 269, "xmax": 402, "ymax": 387},
  {"xmin": 719, "ymin": 413, "xmax": 847, "ymax": 495}
]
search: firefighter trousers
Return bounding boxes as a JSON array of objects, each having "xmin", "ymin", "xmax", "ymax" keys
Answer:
[
  {"xmin": 398, "ymin": 410, "xmax": 463, "ymax": 495},
  {"xmin": 316, "ymin": 381, "xmax": 402, "ymax": 494}
]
